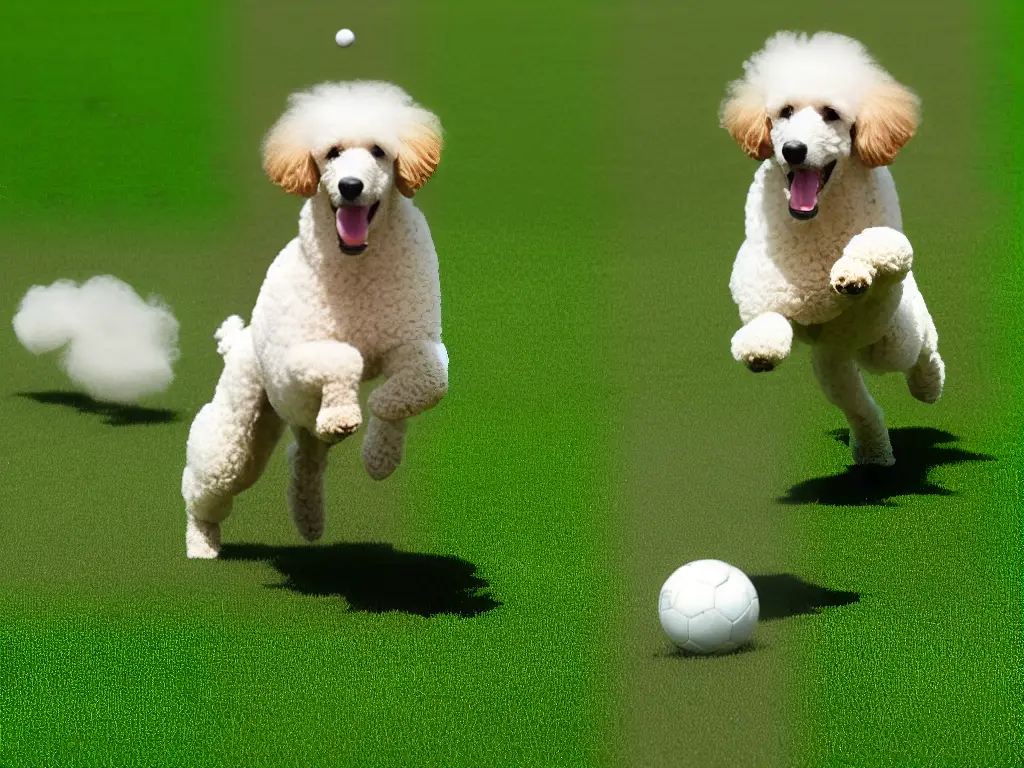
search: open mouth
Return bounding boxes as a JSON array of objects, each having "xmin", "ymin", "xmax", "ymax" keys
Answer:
[
  {"xmin": 332, "ymin": 201, "xmax": 380, "ymax": 255},
  {"xmin": 785, "ymin": 160, "xmax": 837, "ymax": 220}
]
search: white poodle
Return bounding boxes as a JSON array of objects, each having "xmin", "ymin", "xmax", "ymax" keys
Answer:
[
  {"xmin": 182, "ymin": 81, "xmax": 448, "ymax": 559},
  {"xmin": 720, "ymin": 32, "xmax": 944, "ymax": 467}
]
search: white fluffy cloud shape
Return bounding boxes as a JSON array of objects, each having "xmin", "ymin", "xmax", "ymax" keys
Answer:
[{"xmin": 13, "ymin": 275, "xmax": 180, "ymax": 404}]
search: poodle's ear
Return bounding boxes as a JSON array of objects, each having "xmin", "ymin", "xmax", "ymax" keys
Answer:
[
  {"xmin": 395, "ymin": 117, "xmax": 443, "ymax": 198},
  {"xmin": 261, "ymin": 118, "xmax": 320, "ymax": 197},
  {"xmin": 720, "ymin": 82, "xmax": 773, "ymax": 161},
  {"xmin": 853, "ymin": 80, "xmax": 920, "ymax": 167}
]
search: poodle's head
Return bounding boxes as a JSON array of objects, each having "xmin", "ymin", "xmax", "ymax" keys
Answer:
[
  {"xmin": 720, "ymin": 32, "xmax": 920, "ymax": 221},
  {"xmin": 262, "ymin": 81, "xmax": 443, "ymax": 255}
]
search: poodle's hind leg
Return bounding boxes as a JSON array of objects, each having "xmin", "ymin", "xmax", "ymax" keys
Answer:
[
  {"xmin": 858, "ymin": 278, "xmax": 945, "ymax": 405},
  {"xmin": 362, "ymin": 415, "xmax": 407, "ymax": 481},
  {"xmin": 907, "ymin": 347, "xmax": 945, "ymax": 404},
  {"xmin": 905, "ymin": 303, "xmax": 945, "ymax": 404},
  {"xmin": 287, "ymin": 427, "xmax": 330, "ymax": 542},
  {"xmin": 812, "ymin": 345, "xmax": 894, "ymax": 467},
  {"xmin": 183, "ymin": 324, "xmax": 284, "ymax": 558}
]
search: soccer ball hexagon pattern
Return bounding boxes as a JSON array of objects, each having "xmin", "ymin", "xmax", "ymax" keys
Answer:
[{"xmin": 658, "ymin": 559, "xmax": 759, "ymax": 654}]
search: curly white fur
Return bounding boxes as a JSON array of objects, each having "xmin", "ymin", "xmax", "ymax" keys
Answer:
[
  {"xmin": 721, "ymin": 32, "xmax": 944, "ymax": 467},
  {"xmin": 182, "ymin": 81, "xmax": 448, "ymax": 558}
]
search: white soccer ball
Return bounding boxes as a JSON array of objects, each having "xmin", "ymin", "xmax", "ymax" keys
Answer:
[
  {"xmin": 335, "ymin": 28, "xmax": 355, "ymax": 47},
  {"xmin": 658, "ymin": 559, "xmax": 759, "ymax": 655}
]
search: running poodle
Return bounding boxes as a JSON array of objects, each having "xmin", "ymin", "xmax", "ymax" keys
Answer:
[
  {"xmin": 720, "ymin": 32, "xmax": 945, "ymax": 468},
  {"xmin": 182, "ymin": 81, "xmax": 448, "ymax": 559}
]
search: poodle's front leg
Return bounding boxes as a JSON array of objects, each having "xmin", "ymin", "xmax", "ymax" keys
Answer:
[
  {"xmin": 812, "ymin": 345, "xmax": 894, "ymax": 466},
  {"xmin": 283, "ymin": 341, "xmax": 364, "ymax": 444},
  {"xmin": 368, "ymin": 341, "xmax": 449, "ymax": 421},
  {"xmin": 361, "ymin": 341, "xmax": 448, "ymax": 481},
  {"xmin": 731, "ymin": 312, "xmax": 794, "ymax": 372},
  {"xmin": 831, "ymin": 226, "xmax": 913, "ymax": 296}
]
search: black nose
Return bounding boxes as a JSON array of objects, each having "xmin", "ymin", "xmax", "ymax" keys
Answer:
[
  {"xmin": 782, "ymin": 141, "xmax": 808, "ymax": 165},
  {"xmin": 338, "ymin": 177, "xmax": 364, "ymax": 201}
]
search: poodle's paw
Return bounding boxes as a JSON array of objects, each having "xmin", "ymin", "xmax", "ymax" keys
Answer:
[
  {"xmin": 314, "ymin": 403, "xmax": 362, "ymax": 444},
  {"xmin": 844, "ymin": 227, "xmax": 914, "ymax": 278},
  {"xmin": 906, "ymin": 351, "xmax": 945, "ymax": 404},
  {"xmin": 288, "ymin": 486, "xmax": 324, "ymax": 542},
  {"xmin": 362, "ymin": 417, "xmax": 407, "ymax": 481},
  {"xmin": 830, "ymin": 256, "xmax": 874, "ymax": 296},
  {"xmin": 731, "ymin": 313, "xmax": 793, "ymax": 373},
  {"xmin": 292, "ymin": 517, "xmax": 324, "ymax": 542},
  {"xmin": 363, "ymin": 445, "xmax": 402, "ymax": 481},
  {"xmin": 186, "ymin": 515, "xmax": 221, "ymax": 559},
  {"xmin": 851, "ymin": 435, "xmax": 895, "ymax": 467},
  {"xmin": 835, "ymin": 227, "xmax": 913, "ymax": 293},
  {"xmin": 291, "ymin": 509, "xmax": 324, "ymax": 542}
]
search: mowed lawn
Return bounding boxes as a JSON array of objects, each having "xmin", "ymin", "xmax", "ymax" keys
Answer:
[
  {"xmin": 1, "ymin": 1, "xmax": 1020, "ymax": 767},
  {"xmin": 1, "ymin": 2, "xmax": 617, "ymax": 766},
  {"xmin": 604, "ymin": 1, "xmax": 1021, "ymax": 766}
]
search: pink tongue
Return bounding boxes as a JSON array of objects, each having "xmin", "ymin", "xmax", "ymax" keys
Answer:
[
  {"xmin": 336, "ymin": 206, "xmax": 369, "ymax": 245},
  {"xmin": 789, "ymin": 169, "xmax": 821, "ymax": 212}
]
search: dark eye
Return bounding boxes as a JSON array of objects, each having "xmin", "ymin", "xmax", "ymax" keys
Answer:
[
  {"xmin": 370, "ymin": 145, "xmax": 386, "ymax": 159},
  {"xmin": 325, "ymin": 146, "xmax": 341, "ymax": 160},
  {"xmin": 822, "ymin": 106, "xmax": 841, "ymax": 122},
  {"xmin": 779, "ymin": 105, "xmax": 794, "ymax": 119}
]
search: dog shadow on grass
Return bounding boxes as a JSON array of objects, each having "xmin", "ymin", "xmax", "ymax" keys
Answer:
[
  {"xmin": 220, "ymin": 542, "xmax": 501, "ymax": 618},
  {"xmin": 16, "ymin": 391, "xmax": 178, "ymax": 426},
  {"xmin": 779, "ymin": 427, "xmax": 995, "ymax": 507}
]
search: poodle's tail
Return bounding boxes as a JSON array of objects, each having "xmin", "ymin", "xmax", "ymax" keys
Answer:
[{"xmin": 214, "ymin": 315, "xmax": 247, "ymax": 358}]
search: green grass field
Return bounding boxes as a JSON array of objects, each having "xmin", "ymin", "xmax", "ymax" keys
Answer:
[{"xmin": 1, "ymin": 1, "xmax": 1020, "ymax": 766}]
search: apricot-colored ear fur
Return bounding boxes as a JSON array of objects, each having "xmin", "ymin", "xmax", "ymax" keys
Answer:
[
  {"xmin": 395, "ymin": 122, "xmax": 443, "ymax": 198},
  {"xmin": 854, "ymin": 80, "xmax": 920, "ymax": 167},
  {"xmin": 262, "ymin": 127, "xmax": 320, "ymax": 197},
  {"xmin": 721, "ymin": 85, "xmax": 773, "ymax": 161}
]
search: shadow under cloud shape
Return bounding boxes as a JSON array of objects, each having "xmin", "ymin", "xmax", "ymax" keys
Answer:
[
  {"xmin": 16, "ymin": 390, "xmax": 177, "ymax": 426},
  {"xmin": 779, "ymin": 427, "xmax": 995, "ymax": 507},
  {"xmin": 219, "ymin": 542, "xmax": 502, "ymax": 618},
  {"xmin": 750, "ymin": 573, "xmax": 859, "ymax": 621}
]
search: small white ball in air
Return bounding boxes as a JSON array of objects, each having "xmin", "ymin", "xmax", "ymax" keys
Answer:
[{"xmin": 335, "ymin": 29, "xmax": 355, "ymax": 47}]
